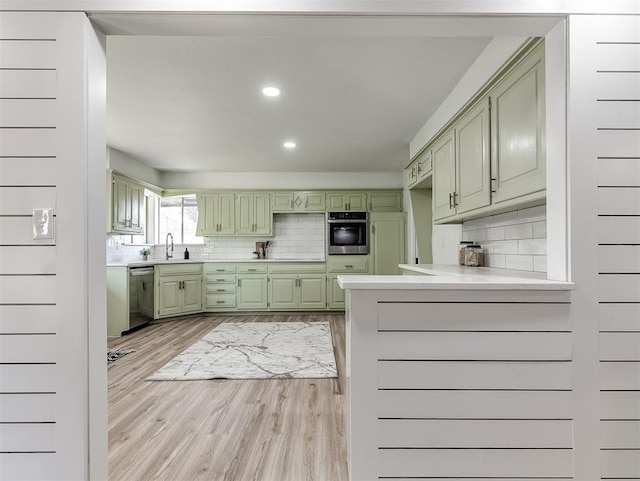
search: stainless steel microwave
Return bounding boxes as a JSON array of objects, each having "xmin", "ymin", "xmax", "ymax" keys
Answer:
[{"xmin": 327, "ymin": 211, "xmax": 369, "ymax": 255}]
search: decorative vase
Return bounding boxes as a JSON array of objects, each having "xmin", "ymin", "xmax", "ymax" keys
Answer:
[{"xmin": 142, "ymin": 254, "xmax": 148, "ymax": 261}]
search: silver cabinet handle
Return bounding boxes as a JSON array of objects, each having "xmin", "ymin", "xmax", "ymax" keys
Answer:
[
  {"xmin": 345, "ymin": 264, "xmax": 353, "ymax": 268},
  {"xmin": 248, "ymin": 268, "xmax": 257, "ymax": 272},
  {"xmin": 216, "ymin": 289, "xmax": 225, "ymax": 292},
  {"xmin": 216, "ymin": 300, "xmax": 225, "ymax": 304},
  {"xmin": 216, "ymin": 278, "xmax": 226, "ymax": 282},
  {"xmin": 449, "ymin": 193, "xmax": 453, "ymax": 209},
  {"xmin": 238, "ymin": 279, "xmax": 242, "ymax": 287}
]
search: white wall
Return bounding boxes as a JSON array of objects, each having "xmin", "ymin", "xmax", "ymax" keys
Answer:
[
  {"xmin": 108, "ymin": 147, "xmax": 162, "ymax": 187},
  {"xmin": 161, "ymin": 171, "xmax": 402, "ymax": 190}
]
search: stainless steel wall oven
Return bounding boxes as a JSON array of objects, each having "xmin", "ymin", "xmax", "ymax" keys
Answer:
[{"xmin": 327, "ymin": 211, "xmax": 369, "ymax": 255}]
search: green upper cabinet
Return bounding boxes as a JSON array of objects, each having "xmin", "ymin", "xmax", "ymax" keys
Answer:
[
  {"xmin": 455, "ymin": 96, "xmax": 491, "ymax": 215},
  {"xmin": 416, "ymin": 149, "xmax": 433, "ymax": 181},
  {"xmin": 110, "ymin": 173, "xmax": 144, "ymax": 234},
  {"xmin": 490, "ymin": 42, "xmax": 545, "ymax": 205},
  {"xmin": 196, "ymin": 193, "xmax": 235, "ymax": 235},
  {"xmin": 432, "ymin": 97, "xmax": 490, "ymax": 222},
  {"xmin": 432, "ymin": 130, "xmax": 457, "ymax": 221},
  {"xmin": 405, "ymin": 160, "xmax": 419, "ymax": 188},
  {"xmin": 368, "ymin": 191, "xmax": 403, "ymax": 212},
  {"xmin": 327, "ymin": 192, "xmax": 367, "ymax": 211},
  {"xmin": 271, "ymin": 191, "xmax": 326, "ymax": 212},
  {"xmin": 235, "ymin": 193, "xmax": 271, "ymax": 235}
]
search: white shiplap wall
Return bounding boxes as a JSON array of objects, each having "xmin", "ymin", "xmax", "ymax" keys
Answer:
[
  {"xmin": 0, "ymin": 12, "xmax": 101, "ymax": 481},
  {"xmin": 590, "ymin": 16, "xmax": 640, "ymax": 481}
]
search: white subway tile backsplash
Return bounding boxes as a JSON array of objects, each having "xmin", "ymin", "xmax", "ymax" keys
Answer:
[
  {"xmin": 462, "ymin": 205, "xmax": 546, "ymax": 273},
  {"xmin": 518, "ymin": 238, "xmax": 547, "ymax": 255},
  {"xmin": 505, "ymin": 223, "xmax": 533, "ymax": 240},
  {"xmin": 518, "ymin": 205, "xmax": 546, "ymax": 223},
  {"xmin": 492, "ymin": 211, "xmax": 518, "ymax": 227},
  {"xmin": 505, "ymin": 254, "xmax": 534, "ymax": 271}
]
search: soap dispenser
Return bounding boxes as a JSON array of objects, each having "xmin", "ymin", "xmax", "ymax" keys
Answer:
[{"xmin": 184, "ymin": 248, "xmax": 190, "ymax": 260}]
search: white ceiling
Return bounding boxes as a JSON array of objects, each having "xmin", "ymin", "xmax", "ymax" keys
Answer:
[{"xmin": 102, "ymin": 13, "xmax": 563, "ymax": 175}]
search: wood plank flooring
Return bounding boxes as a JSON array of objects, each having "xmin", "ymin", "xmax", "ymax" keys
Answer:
[{"xmin": 107, "ymin": 313, "xmax": 348, "ymax": 481}]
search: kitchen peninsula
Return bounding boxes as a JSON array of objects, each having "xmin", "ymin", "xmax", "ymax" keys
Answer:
[{"xmin": 338, "ymin": 266, "xmax": 573, "ymax": 481}]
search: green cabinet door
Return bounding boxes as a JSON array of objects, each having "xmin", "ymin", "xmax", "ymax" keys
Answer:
[
  {"xmin": 368, "ymin": 191, "xmax": 402, "ymax": 212},
  {"xmin": 235, "ymin": 193, "xmax": 254, "ymax": 235},
  {"xmin": 218, "ymin": 193, "xmax": 236, "ymax": 235},
  {"xmin": 328, "ymin": 192, "xmax": 366, "ymax": 211},
  {"xmin": 327, "ymin": 275, "xmax": 345, "ymax": 310},
  {"xmin": 237, "ymin": 275, "xmax": 268, "ymax": 310},
  {"xmin": 371, "ymin": 212, "xmax": 406, "ymax": 275},
  {"xmin": 197, "ymin": 193, "xmax": 235, "ymax": 235},
  {"xmin": 298, "ymin": 275, "xmax": 326, "ymax": 309},
  {"xmin": 253, "ymin": 193, "xmax": 272, "ymax": 235},
  {"xmin": 236, "ymin": 193, "xmax": 272, "ymax": 235},
  {"xmin": 158, "ymin": 278, "xmax": 181, "ymax": 317},
  {"xmin": 490, "ymin": 43, "xmax": 545, "ymax": 204},
  {"xmin": 432, "ymin": 130, "xmax": 456, "ymax": 222},
  {"xmin": 271, "ymin": 192, "xmax": 295, "ymax": 212},
  {"xmin": 182, "ymin": 276, "xmax": 202, "ymax": 313},
  {"xmin": 455, "ymin": 97, "xmax": 491, "ymax": 215},
  {"xmin": 268, "ymin": 275, "xmax": 298, "ymax": 309},
  {"xmin": 111, "ymin": 174, "xmax": 144, "ymax": 234}
]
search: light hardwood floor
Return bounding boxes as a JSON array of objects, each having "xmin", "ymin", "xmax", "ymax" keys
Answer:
[{"xmin": 107, "ymin": 313, "xmax": 348, "ymax": 481}]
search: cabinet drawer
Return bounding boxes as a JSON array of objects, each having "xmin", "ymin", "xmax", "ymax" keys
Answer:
[
  {"xmin": 236, "ymin": 264, "xmax": 268, "ymax": 274},
  {"xmin": 327, "ymin": 257, "xmax": 369, "ymax": 273},
  {"xmin": 156, "ymin": 263, "xmax": 202, "ymax": 276},
  {"xmin": 205, "ymin": 283, "xmax": 236, "ymax": 294},
  {"xmin": 204, "ymin": 274, "xmax": 236, "ymax": 284},
  {"xmin": 268, "ymin": 263, "xmax": 326, "ymax": 274},
  {"xmin": 205, "ymin": 294, "xmax": 237, "ymax": 308},
  {"xmin": 204, "ymin": 264, "xmax": 236, "ymax": 274}
]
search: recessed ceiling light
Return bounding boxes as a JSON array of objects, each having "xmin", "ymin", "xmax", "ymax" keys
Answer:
[
  {"xmin": 262, "ymin": 86, "xmax": 281, "ymax": 97},
  {"xmin": 283, "ymin": 141, "xmax": 296, "ymax": 149}
]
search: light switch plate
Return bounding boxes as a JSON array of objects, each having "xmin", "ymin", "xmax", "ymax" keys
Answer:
[{"xmin": 33, "ymin": 209, "xmax": 55, "ymax": 240}]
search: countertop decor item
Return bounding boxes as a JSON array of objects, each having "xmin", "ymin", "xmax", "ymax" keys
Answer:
[
  {"xmin": 139, "ymin": 248, "xmax": 151, "ymax": 261},
  {"xmin": 147, "ymin": 321, "xmax": 337, "ymax": 381}
]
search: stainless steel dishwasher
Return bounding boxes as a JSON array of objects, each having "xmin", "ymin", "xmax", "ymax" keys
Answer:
[{"xmin": 128, "ymin": 265, "xmax": 154, "ymax": 333}]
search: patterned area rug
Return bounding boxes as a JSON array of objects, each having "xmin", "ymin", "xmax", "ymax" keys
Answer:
[
  {"xmin": 147, "ymin": 321, "xmax": 337, "ymax": 381},
  {"xmin": 107, "ymin": 347, "xmax": 135, "ymax": 364}
]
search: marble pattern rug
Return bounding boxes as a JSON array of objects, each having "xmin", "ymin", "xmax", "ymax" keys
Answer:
[{"xmin": 147, "ymin": 321, "xmax": 337, "ymax": 381}]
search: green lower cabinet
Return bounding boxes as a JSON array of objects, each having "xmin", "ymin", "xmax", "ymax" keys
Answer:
[
  {"xmin": 327, "ymin": 275, "xmax": 346, "ymax": 310},
  {"xmin": 157, "ymin": 275, "xmax": 202, "ymax": 318},
  {"xmin": 237, "ymin": 275, "xmax": 268, "ymax": 310},
  {"xmin": 268, "ymin": 274, "xmax": 327, "ymax": 310}
]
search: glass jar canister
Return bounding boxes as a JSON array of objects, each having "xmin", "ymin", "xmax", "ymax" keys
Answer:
[
  {"xmin": 458, "ymin": 241, "xmax": 474, "ymax": 266},
  {"xmin": 465, "ymin": 245, "xmax": 484, "ymax": 267}
]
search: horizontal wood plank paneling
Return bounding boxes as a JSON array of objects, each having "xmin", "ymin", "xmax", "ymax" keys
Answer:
[
  {"xmin": 0, "ymin": 217, "xmax": 55, "ymax": 245},
  {"xmin": 0, "ymin": 275, "xmax": 55, "ymax": 304},
  {"xmin": 599, "ymin": 189, "xmax": 640, "ymax": 215},
  {"xmin": 596, "ymin": 73, "xmax": 640, "ymax": 101},
  {"xmin": 0, "ymin": 424, "xmax": 54, "ymax": 452},
  {"xmin": 377, "ymin": 302, "xmax": 571, "ymax": 331},
  {"xmin": 0, "ymin": 159, "xmax": 57, "ymax": 187},
  {"xmin": 597, "ymin": 101, "xmax": 640, "ymax": 128},
  {"xmin": 600, "ymin": 362, "xmax": 640, "ymax": 390},
  {"xmin": 601, "ymin": 420, "xmax": 640, "ymax": 448},
  {"xmin": 0, "ymin": 453, "xmax": 57, "ymax": 480},
  {"xmin": 597, "ymin": 130, "xmax": 640, "ymax": 158},
  {"xmin": 601, "ymin": 332, "xmax": 640, "ymax": 360},
  {"xmin": 0, "ymin": 71, "xmax": 56, "ymax": 99},
  {"xmin": 378, "ymin": 361, "xmax": 572, "ymax": 390},
  {"xmin": 379, "ymin": 419, "xmax": 572, "ymax": 448},
  {"xmin": 0, "ymin": 100, "xmax": 56, "ymax": 127},
  {"xmin": 0, "ymin": 305, "xmax": 56, "ymax": 334},
  {"xmin": 0, "ymin": 246, "xmax": 55, "ymax": 274},
  {"xmin": 378, "ymin": 389, "xmax": 572, "ymax": 419},
  {"xmin": 0, "ymin": 334, "xmax": 55, "ymax": 363},
  {"xmin": 598, "ymin": 158, "xmax": 640, "ymax": 186},
  {"xmin": 596, "ymin": 43, "xmax": 640, "ymax": 71},
  {"xmin": 0, "ymin": 40, "xmax": 56, "ymax": 69},
  {"xmin": 378, "ymin": 331, "xmax": 571, "ymax": 360},
  {"xmin": 0, "ymin": 187, "xmax": 56, "ymax": 215},
  {"xmin": 0, "ymin": 365, "xmax": 56, "ymax": 393},
  {"xmin": 600, "ymin": 303, "xmax": 640, "ymax": 331},
  {"xmin": 0, "ymin": 394, "xmax": 55, "ymax": 422},
  {"xmin": 599, "ymin": 245, "xmax": 640, "ymax": 273},
  {"xmin": 0, "ymin": 129, "xmax": 55, "ymax": 157},
  {"xmin": 599, "ymin": 274, "xmax": 640, "ymax": 302},
  {"xmin": 601, "ymin": 449, "xmax": 640, "ymax": 478},
  {"xmin": 602, "ymin": 392, "xmax": 640, "ymax": 419},
  {"xmin": 598, "ymin": 216, "xmax": 640, "ymax": 244},
  {"xmin": 378, "ymin": 448, "xmax": 573, "ymax": 479}
]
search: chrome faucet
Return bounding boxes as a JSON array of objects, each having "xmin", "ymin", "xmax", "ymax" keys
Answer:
[{"xmin": 165, "ymin": 232, "xmax": 174, "ymax": 260}]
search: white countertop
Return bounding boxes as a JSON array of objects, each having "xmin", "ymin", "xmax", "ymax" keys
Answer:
[
  {"xmin": 108, "ymin": 258, "xmax": 326, "ymax": 267},
  {"xmin": 337, "ymin": 264, "xmax": 574, "ymax": 291}
]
